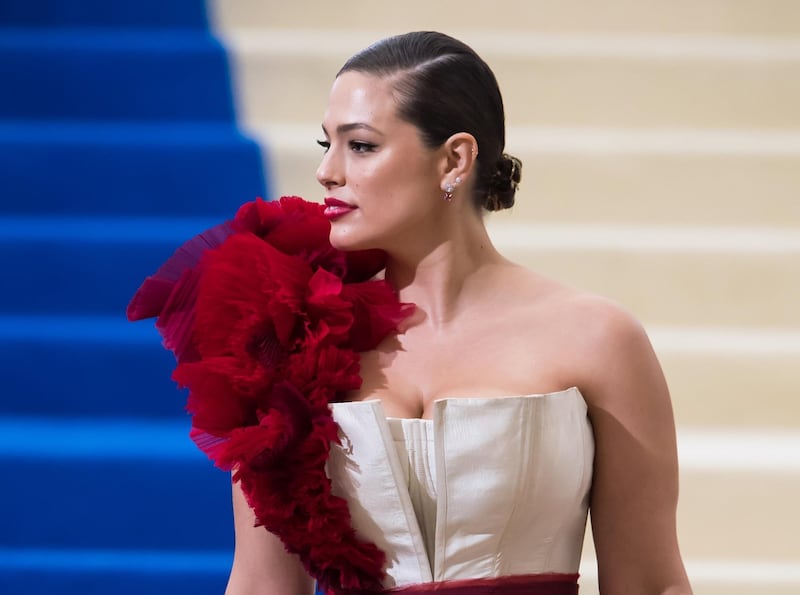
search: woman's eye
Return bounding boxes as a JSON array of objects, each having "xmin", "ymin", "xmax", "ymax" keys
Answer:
[
  {"xmin": 317, "ymin": 139, "xmax": 330, "ymax": 152},
  {"xmin": 350, "ymin": 141, "xmax": 376, "ymax": 153}
]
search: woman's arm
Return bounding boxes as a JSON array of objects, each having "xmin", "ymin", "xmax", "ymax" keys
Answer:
[
  {"xmin": 225, "ymin": 477, "xmax": 316, "ymax": 595},
  {"xmin": 578, "ymin": 301, "xmax": 692, "ymax": 595}
]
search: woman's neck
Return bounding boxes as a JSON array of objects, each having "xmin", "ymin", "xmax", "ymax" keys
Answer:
[{"xmin": 384, "ymin": 216, "xmax": 505, "ymax": 329}]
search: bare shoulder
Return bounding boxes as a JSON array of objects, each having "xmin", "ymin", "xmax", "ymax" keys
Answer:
[
  {"xmin": 567, "ymin": 293, "xmax": 661, "ymax": 407},
  {"xmin": 513, "ymin": 266, "xmax": 646, "ymax": 345},
  {"xmin": 510, "ymin": 267, "xmax": 659, "ymax": 406},
  {"xmin": 559, "ymin": 288, "xmax": 650, "ymax": 359}
]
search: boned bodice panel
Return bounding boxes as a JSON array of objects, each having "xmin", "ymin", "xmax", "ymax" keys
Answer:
[{"xmin": 327, "ymin": 387, "xmax": 594, "ymax": 589}]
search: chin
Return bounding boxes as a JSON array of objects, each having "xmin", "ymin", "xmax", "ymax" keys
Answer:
[{"xmin": 328, "ymin": 227, "xmax": 373, "ymax": 252}]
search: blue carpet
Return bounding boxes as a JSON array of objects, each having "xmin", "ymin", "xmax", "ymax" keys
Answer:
[
  {"xmin": 0, "ymin": 2, "xmax": 269, "ymax": 593},
  {"xmin": 0, "ymin": 122, "xmax": 266, "ymax": 215},
  {"xmin": 0, "ymin": 30, "xmax": 236, "ymax": 121},
  {"xmin": 0, "ymin": 316, "xmax": 184, "ymax": 417},
  {"xmin": 0, "ymin": 421, "xmax": 231, "ymax": 552},
  {"xmin": 0, "ymin": 549, "xmax": 230, "ymax": 595},
  {"xmin": 0, "ymin": 0, "xmax": 210, "ymax": 29},
  {"xmin": 0, "ymin": 217, "xmax": 234, "ymax": 313}
]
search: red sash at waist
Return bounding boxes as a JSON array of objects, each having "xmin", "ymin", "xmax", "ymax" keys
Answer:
[{"xmin": 354, "ymin": 573, "xmax": 579, "ymax": 595}]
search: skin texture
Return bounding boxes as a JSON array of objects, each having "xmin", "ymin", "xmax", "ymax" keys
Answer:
[{"xmin": 226, "ymin": 71, "xmax": 693, "ymax": 595}]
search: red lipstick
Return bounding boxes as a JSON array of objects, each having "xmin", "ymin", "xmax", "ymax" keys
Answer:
[{"xmin": 323, "ymin": 197, "xmax": 356, "ymax": 220}]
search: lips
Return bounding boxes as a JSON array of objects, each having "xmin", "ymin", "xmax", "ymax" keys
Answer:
[{"xmin": 323, "ymin": 197, "xmax": 356, "ymax": 220}]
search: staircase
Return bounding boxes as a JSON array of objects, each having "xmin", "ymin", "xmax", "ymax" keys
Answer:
[
  {"xmin": 0, "ymin": 1, "xmax": 266, "ymax": 593},
  {"xmin": 209, "ymin": 1, "xmax": 800, "ymax": 594}
]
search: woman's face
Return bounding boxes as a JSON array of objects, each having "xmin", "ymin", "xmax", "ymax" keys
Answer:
[{"xmin": 316, "ymin": 71, "xmax": 445, "ymax": 252}]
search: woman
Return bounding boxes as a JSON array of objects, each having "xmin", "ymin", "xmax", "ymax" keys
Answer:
[{"xmin": 226, "ymin": 32, "xmax": 692, "ymax": 595}]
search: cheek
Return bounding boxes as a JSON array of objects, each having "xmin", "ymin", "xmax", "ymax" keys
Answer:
[
  {"xmin": 351, "ymin": 168, "xmax": 391, "ymax": 208},
  {"xmin": 348, "ymin": 152, "xmax": 440, "ymax": 222},
  {"xmin": 356, "ymin": 151, "xmax": 411, "ymax": 190},
  {"xmin": 357, "ymin": 165, "xmax": 385, "ymax": 193}
]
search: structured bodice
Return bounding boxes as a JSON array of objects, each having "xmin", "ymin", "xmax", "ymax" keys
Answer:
[{"xmin": 327, "ymin": 387, "xmax": 594, "ymax": 590}]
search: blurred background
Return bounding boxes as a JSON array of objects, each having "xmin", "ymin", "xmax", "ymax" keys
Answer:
[{"xmin": 0, "ymin": 1, "xmax": 798, "ymax": 594}]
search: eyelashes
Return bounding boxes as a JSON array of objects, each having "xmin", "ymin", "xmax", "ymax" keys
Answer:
[
  {"xmin": 316, "ymin": 140, "xmax": 377, "ymax": 153},
  {"xmin": 350, "ymin": 141, "xmax": 377, "ymax": 153}
]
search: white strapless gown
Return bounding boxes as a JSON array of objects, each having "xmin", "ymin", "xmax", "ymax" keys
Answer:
[{"xmin": 328, "ymin": 387, "xmax": 594, "ymax": 590}]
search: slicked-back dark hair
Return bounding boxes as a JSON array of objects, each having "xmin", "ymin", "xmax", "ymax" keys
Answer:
[{"xmin": 337, "ymin": 31, "xmax": 520, "ymax": 211}]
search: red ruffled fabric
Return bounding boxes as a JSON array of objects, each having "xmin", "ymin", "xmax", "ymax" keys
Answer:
[{"xmin": 128, "ymin": 196, "xmax": 414, "ymax": 594}]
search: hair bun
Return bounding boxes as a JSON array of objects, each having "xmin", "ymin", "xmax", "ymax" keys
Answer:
[{"xmin": 484, "ymin": 153, "xmax": 521, "ymax": 211}]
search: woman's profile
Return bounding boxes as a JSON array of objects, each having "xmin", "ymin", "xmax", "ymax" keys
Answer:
[{"xmin": 220, "ymin": 31, "xmax": 693, "ymax": 595}]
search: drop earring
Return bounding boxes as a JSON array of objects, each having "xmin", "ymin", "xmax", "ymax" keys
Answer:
[
  {"xmin": 443, "ymin": 182, "xmax": 454, "ymax": 202},
  {"xmin": 443, "ymin": 176, "xmax": 462, "ymax": 202}
]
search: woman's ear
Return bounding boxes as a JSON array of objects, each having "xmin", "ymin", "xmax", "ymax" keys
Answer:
[{"xmin": 441, "ymin": 132, "xmax": 478, "ymax": 182}]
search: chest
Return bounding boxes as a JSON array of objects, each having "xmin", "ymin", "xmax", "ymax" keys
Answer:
[{"xmin": 352, "ymin": 319, "xmax": 578, "ymax": 417}]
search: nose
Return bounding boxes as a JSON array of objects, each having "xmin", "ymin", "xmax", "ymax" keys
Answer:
[{"xmin": 315, "ymin": 145, "xmax": 344, "ymax": 190}]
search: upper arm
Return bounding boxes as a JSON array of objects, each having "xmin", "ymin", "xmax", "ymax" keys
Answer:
[
  {"xmin": 226, "ymin": 476, "xmax": 315, "ymax": 595},
  {"xmin": 576, "ymin": 302, "xmax": 692, "ymax": 594}
]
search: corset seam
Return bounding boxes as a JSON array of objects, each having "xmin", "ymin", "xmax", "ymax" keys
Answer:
[
  {"xmin": 369, "ymin": 403, "xmax": 434, "ymax": 585},
  {"xmin": 493, "ymin": 396, "xmax": 533, "ymax": 575}
]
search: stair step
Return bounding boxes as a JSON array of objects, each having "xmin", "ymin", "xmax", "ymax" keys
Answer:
[
  {"xmin": 579, "ymin": 558, "xmax": 800, "ymax": 595},
  {"xmin": 0, "ymin": 417, "xmax": 233, "ymax": 550},
  {"xmin": 222, "ymin": 30, "xmax": 800, "ymax": 128},
  {"xmin": 0, "ymin": 547, "xmax": 229, "ymax": 572},
  {"xmin": 506, "ymin": 132, "xmax": 800, "ymax": 227},
  {"xmin": 485, "ymin": 222, "xmax": 800, "ymax": 327},
  {"xmin": 0, "ymin": 416, "xmax": 197, "ymax": 459},
  {"xmin": 211, "ymin": 1, "xmax": 800, "ymax": 36},
  {"xmin": 0, "ymin": 548, "xmax": 228, "ymax": 595},
  {"xmin": 648, "ymin": 467, "xmax": 799, "ymax": 559},
  {"xmin": 580, "ymin": 427, "xmax": 800, "ymax": 563},
  {"xmin": 0, "ymin": 28, "xmax": 235, "ymax": 121},
  {"xmin": 0, "ymin": 122, "xmax": 267, "ymax": 216},
  {"xmin": 0, "ymin": 315, "xmax": 185, "ymax": 417},
  {"xmin": 657, "ymin": 335, "xmax": 800, "ymax": 428},
  {"xmin": 0, "ymin": 0, "xmax": 209, "ymax": 29},
  {"xmin": 0, "ymin": 216, "xmax": 224, "ymax": 315},
  {"xmin": 0, "ymin": 215, "xmax": 223, "ymax": 242},
  {"xmin": 258, "ymin": 123, "xmax": 800, "ymax": 228}
]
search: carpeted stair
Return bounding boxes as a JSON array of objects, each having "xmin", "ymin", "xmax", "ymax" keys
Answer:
[{"xmin": 0, "ymin": 1, "xmax": 268, "ymax": 593}]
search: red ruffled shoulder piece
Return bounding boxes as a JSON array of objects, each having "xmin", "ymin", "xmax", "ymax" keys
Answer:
[
  {"xmin": 126, "ymin": 220, "xmax": 234, "ymax": 363},
  {"xmin": 128, "ymin": 196, "xmax": 414, "ymax": 594}
]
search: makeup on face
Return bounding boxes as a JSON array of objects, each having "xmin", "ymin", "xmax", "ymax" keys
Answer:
[{"xmin": 323, "ymin": 197, "xmax": 358, "ymax": 220}]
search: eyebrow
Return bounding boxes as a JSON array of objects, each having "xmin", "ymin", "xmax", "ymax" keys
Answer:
[{"xmin": 321, "ymin": 122, "xmax": 385, "ymax": 136}]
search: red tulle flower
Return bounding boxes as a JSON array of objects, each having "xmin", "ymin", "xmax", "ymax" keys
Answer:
[{"xmin": 128, "ymin": 196, "xmax": 413, "ymax": 594}]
